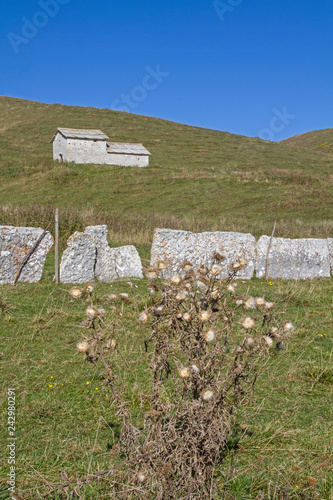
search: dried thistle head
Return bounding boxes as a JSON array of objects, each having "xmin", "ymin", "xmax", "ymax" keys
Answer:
[
  {"xmin": 231, "ymin": 259, "xmax": 247, "ymax": 271},
  {"xmin": 153, "ymin": 305, "xmax": 164, "ymax": 316},
  {"xmin": 97, "ymin": 308, "xmax": 106, "ymax": 318},
  {"xmin": 86, "ymin": 306, "xmax": 99, "ymax": 320},
  {"xmin": 108, "ymin": 293, "xmax": 118, "ymax": 302},
  {"xmin": 199, "ymin": 311, "xmax": 211, "ymax": 322},
  {"xmin": 119, "ymin": 293, "xmax": 130, "ymax": 302},
  {"xmin": 283, "ymin": 321, "xmax": 294, "ymax": 333},
  {"xmin": 203, "ymin": 329, "xmax": 215, "ymax": 342},
  {"xmin": 139, "ymin": 311, "xmax": 149, "ymax": 323},
  {"xmin": 263, "ymin": 336, "xmax": 274, "ymax": 348},
  {"xmin": 210, "ymin": 287, "xmax": 220, "ymax": 300},
  {"xmin": 137, "ymin": 472, "xmax": 147, "ymax": 483},
  {"xmin": 84, "ymin": 283, "xmax": 94, "ymax": 294},
  {"xmin": 242, "ymin": 317, "xmax": 255, "ymax": 329},
  {"xmin": 245, "ymin": 337, "xmax": 255, "ymax": 347},
  {"xmin": 227, "ymin": 282, "xmax": 237, "ymax": 294},
  {"xmin": 179, "ymin": 367, "xmax": 190, "ymax": 379},
  {"xmin": 210, "ymin": 264, "xmax": 222, "ymax": 276},
  {"xmin": 269, "ymin": 326, "xmax": 279, "ymax": 337},
  {"xmin": 244, "ymin": 296, "xmax": 256, "ymax": 309},
  {"xmin": 183, "ymin": 312, "xmax": 191, "ymax": 322},
  {"xmin": 175, "ymin": 292, "xmax": 187, "ymax": 302},
  {"xmin": 70, "ymin": 287, "xmax": 82, "ymax": 299},
  {"xmin": 170, "ymin": 274, "xmax": 182, "ymax": 285},
  {"xmin": 202, "ymin": 389, "xmax": 214, "ymax": 401},
  {"xmin": 255, "ymin": 297, "xmax": 266, "ymax": 309},
  {"xmin": 76, "ymin": 341, "xmax": 89, "ymax": 353},
  {"xmin": 145, "ymin": 268, "xmax": 158, "ymax": 279}
]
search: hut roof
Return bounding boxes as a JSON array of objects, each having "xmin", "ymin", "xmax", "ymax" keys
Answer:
[
  {"xmin": 106, "ymin": 142, "xmax": 150, "ymax": 155},
  {"xmin": 51, "ymin": 128, "xmax": 109, "ymax": 142}
]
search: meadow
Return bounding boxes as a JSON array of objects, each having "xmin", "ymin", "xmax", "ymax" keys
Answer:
[
  {"xmin": 0, "ymin": 96, "xmax": 332, "ymax": 499},
  {"xmin": 0, "ymin": 253, "xmax": 332, "ymax": 499}
]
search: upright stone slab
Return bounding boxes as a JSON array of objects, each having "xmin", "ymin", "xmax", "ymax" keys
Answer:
[
  {"xmin": 0, "ymin": 225, "xmax": 53, "ymax": 284},
  {"xmin": 112, "ymin": 245, "xmax": 143, "ymax": 278},
  {"xmin": 151, "ymin": 228, "xmax": 256, "ymax": 279},
  {"xmin": 84, "ymin": 226, "xmax": 143, "ymax": 281},
  {"xmin": 84, "ymin": 225, "xmax": 117, "ymax": 281},
  {"xmin": 60, "ymin": 232, "xmax": 96, "ymax": 283},
  {"xmin": 328, "ymin": 239, "xmax": 333, "ymax": 276},
  {"xmin": 256, "ymin": 236, "xmax": 331, "ymax": 279}
]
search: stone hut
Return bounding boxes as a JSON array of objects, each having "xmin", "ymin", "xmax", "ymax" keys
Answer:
[{"xmin": 51, "ymin": 128, "xmax": 150, "ymax": 167}]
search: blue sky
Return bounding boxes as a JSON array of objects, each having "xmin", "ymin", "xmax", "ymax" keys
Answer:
[{"xmin": 1, "ymin": 0, "xmax": 332, "ymax": 140}]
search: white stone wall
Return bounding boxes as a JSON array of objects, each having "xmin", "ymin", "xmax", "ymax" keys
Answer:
[
  {"xmin": 66, "ymin": 138, "xmax": 108, "ymax": 164},
  {"xmin": 106, "ymin": 153, "xmax": 149, "ymax": 167},
  {"xmin": 53, "ymin": 133, "xmax": 67, "ymax": 161}
]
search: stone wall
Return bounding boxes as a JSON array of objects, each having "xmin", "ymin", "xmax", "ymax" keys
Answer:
[
  {"xmin": 1, "ymin": 225, "xmax": 332, "ymax": 284},
  {"xmin": 151, "ymin": 228, "xmax": 333, "ymax": 280}
]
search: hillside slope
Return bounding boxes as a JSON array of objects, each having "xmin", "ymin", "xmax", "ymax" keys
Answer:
[
  {"xmin": 0, "ymin": 96, "xmax": 332, "ymax": 241},
  {"xmin": 281, "ymin": 128, "xmax": 333, "ymax": 153}
]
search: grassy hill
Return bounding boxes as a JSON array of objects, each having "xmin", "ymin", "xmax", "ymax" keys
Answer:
[
  {"xmin": 281, "ymin": 128, "xmax": 333, "ymax": 154},
  {"xmin": 0, "ymin": 97, "xmax": 332, "ymax": 499},
  {"xmin": 0, "ymin": 96, "xmax": 332, "ymax": 246}
]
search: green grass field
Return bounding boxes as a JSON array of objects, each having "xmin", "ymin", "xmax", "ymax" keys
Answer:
[
  {"xmin": 0, "ymin": 96, "xmax": 332, "ymax": 499},
  {"xmin": 0, "ymin": 254, "xmax": 332, "ymax": 499},
  {"xmin": 281, "ymin": 129, "xmax": 333, "ymax": 154}
]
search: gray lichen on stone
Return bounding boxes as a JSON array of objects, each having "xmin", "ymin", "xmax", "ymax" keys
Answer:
[
  {"xmin": 256, "ymin": 236, "xmax": 331, "ymax": 279},
  {"xmin": 150, "ymin": 228, "xmax": 256, "ymax": 279},
  {"xmin": 84, "ymin": 225, "xmax": 143, "ymax": 281},
  {"xmin": 112, "ymin": 245, "xmax": 143, "ymax": 279},
  {"xmin": 84, "ymin": 225, "xmax": 116, "ymax": 281},
  {"xmin": 0, "ymin": 225, "xmax": 53, "ymax": 284},
  {"xmin": 60, "ymin": 231, "xmax": 96, "ymax": 283}
]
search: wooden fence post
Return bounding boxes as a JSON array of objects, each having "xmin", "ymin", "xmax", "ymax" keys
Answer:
[
  {"xmin": 265, "ymin": 219, "xmax": 276, "ymax": 280},
  {"xmin": 55, "ymin": 208, "xmax": 59, "ymax": 283}
]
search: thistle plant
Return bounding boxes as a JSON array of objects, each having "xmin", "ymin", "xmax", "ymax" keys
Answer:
[{"xmin": 72, "ymin": 257, "xmax": 295, "ymax": 499}]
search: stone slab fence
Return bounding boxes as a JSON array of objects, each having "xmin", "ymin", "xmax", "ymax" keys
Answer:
[
  {"xmin": 150, "ymin": 228, "xmax": 333, "ymax": 280},
  {"xmin": 1, "ymin": 225, "xmax": 332, "ymax": 284},
  {"xmin": 60, "ymin": 225, "xmax": 143, "ymax": 283}
]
